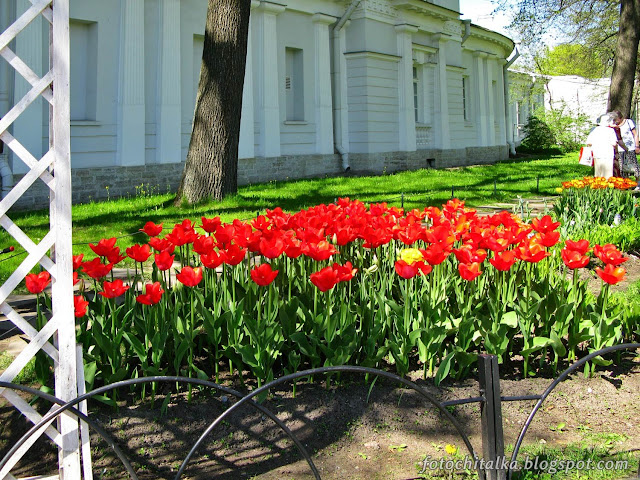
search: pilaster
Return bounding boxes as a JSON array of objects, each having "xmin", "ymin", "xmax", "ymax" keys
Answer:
[
  {"xmin": 473, "ymin": 51, "xmax": 488, "ymax": 146},
  {"xmin": 396, "ymin": 24, "xmax": 418, "ymax": 151},
  {"xmin": 238, "ymin": 2, "xmax": 259, "ymax": 159},
  {"xmin": 12, "ymin": 0, "xmax": 44, "ymax": 174},
  {"xmin": 487, "ymin": 54, "xmax": 496, "ymax": 145},
  {"xmin": 116, "ymin": 0, "xmax": 145, "ymax": 166},
  {"xmin": 253, "ymin": 1, "xmax": 285, "ymax": 157},
  {"xmin": 155, "ymin": 0, "xmax": 181, "ymax": 164},
  {"xmin": 433, "ymin": 33, "xmax": 450, "ymax": 149},
  {"xmin": 496, "ymin": 58, "xmax": 507, "ymax": 147},
  {"xmin": 312, "ymin": 13, "xmax": 335, "ymax": 155}
]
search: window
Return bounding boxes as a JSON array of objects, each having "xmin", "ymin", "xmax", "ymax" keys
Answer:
[
  {"xmin": 70, "ymin": 20, "xmax": 98, "ymax": 121},
  {"xmin": 462, "ymin": 76, "xmax": 469, "ymax": 121},
  {"xmin": 285, "ymin": 48, "xmax": 304, "ymax": 121}
]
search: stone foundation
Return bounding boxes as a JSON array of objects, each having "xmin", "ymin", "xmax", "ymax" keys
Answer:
[{"xmin": 6, "ymin": 145, "xmax": 509, "ymax": 210}]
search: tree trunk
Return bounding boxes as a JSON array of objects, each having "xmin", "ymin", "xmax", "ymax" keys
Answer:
[
  {"xmin": 176, "ymin": 0, "xmax": 250, "ymax": 204},
  {"xmin": 607, "ymin": 0, "xmax": 640, "ymax": 117}
]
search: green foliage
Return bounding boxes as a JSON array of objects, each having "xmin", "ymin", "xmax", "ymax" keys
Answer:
[
  {"xmin": 554, "ymin": 186, "xmax": 640, "ymax": 240},
  {"xmin": 519, "ymin": 116, "xmax": 559, "ymax": 153},
  {"xmin": 535, "ymin": 44, "xmax": 610, "ymax": 78},
  {"xmin": 520, "ymin": 103, "xmax": 591, "ymax": 153}
]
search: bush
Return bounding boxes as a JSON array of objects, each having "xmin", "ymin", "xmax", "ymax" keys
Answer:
[{"xmin": 519, "ymin": 102, "xmax": 591, "ymax": 153}]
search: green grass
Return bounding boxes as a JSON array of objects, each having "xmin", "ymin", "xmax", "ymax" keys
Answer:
[
  {"xmin": 0, "ymin": 352, "xmax": 37, "ymax": 385},
  {"xmin": 0, "ymin": 152, "xmax": 590, "ymax": 286}
]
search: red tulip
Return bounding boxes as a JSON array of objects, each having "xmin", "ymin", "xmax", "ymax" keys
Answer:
[
  {"xmin": 395, "ymin": 260, "xmax": 419, "ymax": 279},
  {"xmin": 310, "ymin": 266, "xmax": 339, "ymax": 291},
  {"xmin": 250, "ymin": 263, "xmax": 279, "ymax": 286},
  {"xmin": 489, "ymin": 250, "xmax": 517, "ymax": 271},
  {"xmin": 420, "ymin": 244, "xmax": 450, "ymax": 266},
  {"xmin": 458, "ymin": 262, "xmax": 482, "ymax": 281},
  {"xmin": 136, "ymin": 282, "xmax": 165, "ymax": 305},
  {"xmin": 99, "ymin": 279, "xmax": 130, "ymax": 298},
  {"xmin": 284, "ymin": 237, "xmax": 303, "ymax": 259},
  {"xmin": 333, "ymin": 261, "xmax": 358, "ymax": 282},
  {"xmin": 201, "ymin": 251, "xmax": 223, "ymax": 270},
  {"xmin": 74, "ymin": 295, "xmax": 89, "ymax": 318},
  {"xmin": 537, "ymin": 231, "xmax": 561, "ymax": 248},
  {"xmin": 531, "ymin": 215, "xmax": 561, "ymax": 234},
  {"xmin": 220, "ymin": 244, "xmax": 247, "ymax": 266},
  {"xmin": 89, "ymin": 238, "xmax": 118, "ymax": 258},
  {"xmin": 595, "ymin": 264, "xmax": 626, "ymax": 285},
  {"xmin": 25, "ymin": 271, "xmax": 50, "ymax": 294},
  {"xmin": 515, "ymin": 239, "xmax": 549, "ymax": 263},
  {"xmin": 201, "ymin": 216, "xmax": 221, "ymax": 234},
  {"xmin": 141, "ymin": 221, "xmax": 163, "ymax": 237},
  {"xmin": 424, "ymin": 225, "xmax": 455, "ymax": 247},
  {"xmin": 148, "ymin": 237, "xmax": 175, "ymax": 254},
  {"xmin": 105, "ymin": 247, "xmax": 126, "ymax": 265},
  {"xmin": 259, "ymin": 235, "xmax": 286, "ymax": 259},
  {"xmin": 126, "ymin": 244, "xmax": 152, "ymax": 263},
  {"xmin": 397, "ymin": 224, "xmax": 426, "ymax": 245},
  {"xmin": 193, "ymin": 235, "xmax": 216, "ymax": 255},
  {"xmin": 72, "ymin": 254, "xmax": 84, "ymax": 271},
  {"xmin": 73, "ymin": 271, "xmax": 80, "ymax": 285},
  {"xmin": 81, "ymin": 258, "xmax": 114, "ymax": 280},
  {"xmin": 303, "ymin": 240, "xmax": 337, "ymax": 261},
  {"xmin": 154, "ymin": 251, "xmax": 175, "ymax": 271},
  {"xmin": 176, "ymin": 266, "xmax": 203, "ymax": 287},
  {"xmin": 564, "ymin": 239, "xmax": 590, "ymax": 255},
  {"xmin": 593, "ymin": 244, "xmax": 628, "ymax": 266},
  {"xmin": 561, "ymin": 248, "xmax": 590, "ymax": 269},
  {"xmin": 166, "ymin": 224, "xmax": 197, "ymax": 247}
]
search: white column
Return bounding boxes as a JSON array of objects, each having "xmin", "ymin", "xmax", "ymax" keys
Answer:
[
  {"xmin": 239, "ymin": 1, "xmax": 259, "ymax": 159},
  {"xmin": 312, "ymin": 13, "xmax": 334, "ymax": 155},
  {"xmin": 253, "ymin": 1, "xmax": 285, "ymax": 157},
  {"xmin": 12, "ymin": 0, "xmax": 44, "ymax": 174},
  {"xmin": 116, "ymin": 0, "xmax": 145, "ymax": 166},
  {"xmin": 473, "ymin": 51, "xmax": 488, "ymax": 146},
  {"xmin": 487, "ymin": 56, "xmax": 496, "ymax": 145},
  {"xmin": 396, "ymin": 24, "xmax": 418, "ymax": 152},
  {"xmin": 332, "ymin": 24, "xmax": 350, "ymax": 154},
  {"xmin": 155, "ymin": 0, "xmax": 181, "ymax": 164},
  {"xmin": 433, "ymin": 34, "xmax": 450, "ymax": 149},
  {"xmin": 496, "ymin": 58, "xmax": 507, "ymax": 147}
]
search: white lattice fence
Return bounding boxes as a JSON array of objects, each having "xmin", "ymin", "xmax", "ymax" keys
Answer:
[{"xmin": 0, "ymin": 0, "xmax": 88, "ymax": 478}]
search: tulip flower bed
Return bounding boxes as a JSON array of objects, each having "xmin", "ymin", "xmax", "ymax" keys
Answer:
[
  {"xmin": 555, "ymin": 176, "xmax": 639, "ymax": 236},
  {"xmin": 25, "ymin": 198, "xmax": 638, "ymax": 403}
]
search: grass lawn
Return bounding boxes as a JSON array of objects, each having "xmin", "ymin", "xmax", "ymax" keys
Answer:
[{"xmin": 1, "ymin": 152, "xmax": 590, "ymax": 285}]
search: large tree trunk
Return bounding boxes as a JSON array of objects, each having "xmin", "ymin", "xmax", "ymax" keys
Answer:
[
  {"xmin": 607, "ymin": 0, "xmax": 640, "ymax": 117},
  {"xmin": 176, "ymin": 0, "xmax": 250, "ymax": 204}
]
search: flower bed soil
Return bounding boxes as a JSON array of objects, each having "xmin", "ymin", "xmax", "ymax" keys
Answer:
[{"xmin": 1, "ymin": 355, "xmax": 639, "ymax": 480}]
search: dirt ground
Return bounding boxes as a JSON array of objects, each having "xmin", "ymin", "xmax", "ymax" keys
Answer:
[
  {"xmin": 1, "ymin": 240, "xmax": 639, "ymax": 479},
  {"xmin": 1, "ymin": 351, "xmax": 639, "ymax": 480}
]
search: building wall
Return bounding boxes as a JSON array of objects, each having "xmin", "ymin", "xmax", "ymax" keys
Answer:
[{"xmin": 3, "ymin": 0, "xmax": 519, "ymax": 210}]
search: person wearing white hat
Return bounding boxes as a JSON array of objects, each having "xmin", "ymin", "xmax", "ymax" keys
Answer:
[{"xmin": 586, "ymin": 113, "xmax": 628, "ymax": 178}]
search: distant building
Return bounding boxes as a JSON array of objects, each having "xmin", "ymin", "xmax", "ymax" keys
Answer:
[{"xmin": 1, "ymin": 0, "xmax": 521, "ymax": 209}]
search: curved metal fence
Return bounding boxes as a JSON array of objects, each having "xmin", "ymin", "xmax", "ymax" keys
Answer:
[{"xmin": 1, "ymin": 343, "xmax": 639, "ymax": 479}]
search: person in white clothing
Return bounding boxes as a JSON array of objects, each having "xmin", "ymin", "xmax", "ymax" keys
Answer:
[
  {"xmin": 611, "ymin": 110, "xmax": 640, "ymax": 178},
  {"xmin": 586, "ymin": 113, "xmax": 628, "ymax": 178}
]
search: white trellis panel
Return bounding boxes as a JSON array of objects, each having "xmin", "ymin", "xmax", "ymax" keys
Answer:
[{"xmin": 0, "ymin": 0, "xmax": 90, "ymax": 478}]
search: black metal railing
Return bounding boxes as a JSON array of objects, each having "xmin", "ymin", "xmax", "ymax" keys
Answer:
[{"xmin": 1, "ymin": 343, "xmax": 638, "ymax": 479}]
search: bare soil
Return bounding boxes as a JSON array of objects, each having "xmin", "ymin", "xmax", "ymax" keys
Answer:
[{"xmin": 1, "ymin": 353, "xmax": 639, "ymax": 480}]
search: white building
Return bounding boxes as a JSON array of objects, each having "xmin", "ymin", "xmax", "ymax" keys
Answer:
[{"xmin": 0, "ymin": 0, "xmax": 519, "ymax": 209}]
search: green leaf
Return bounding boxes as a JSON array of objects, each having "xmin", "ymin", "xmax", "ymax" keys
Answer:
[
  {"xmin": 434, "ymin": 351, "xmax": 454, "ymax": 386},
  {"xmin": 501, "ymin": 311, "xmax": 518, "ymax": 328}
]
